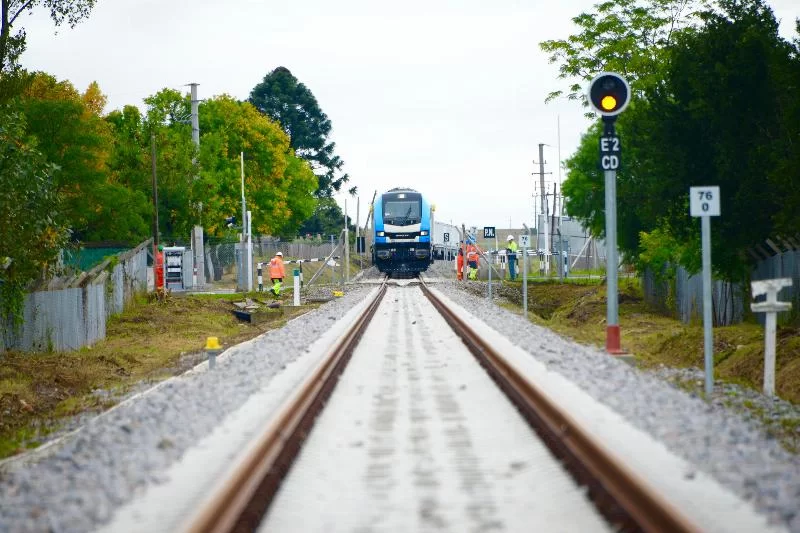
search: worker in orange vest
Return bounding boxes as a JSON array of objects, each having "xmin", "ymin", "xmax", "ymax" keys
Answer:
[
  {"xmin": 456, "ymin": 247, "xmax": 464, "ymax": 281},
  {"xmin": 466, "ymin": 237, "xmax": 479, "ymax": 280},
  {"xmin": 269, "ymin": 251, "xmax": 285, "ymax": 297},
  {"xmin": 154, "ymin": 244, "xmax": 164, "ymax": 289}
]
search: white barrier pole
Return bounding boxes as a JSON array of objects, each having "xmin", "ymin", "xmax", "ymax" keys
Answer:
[{"xmin": 751, "ymin": 278, "xmax": 792, "ymax": 397}]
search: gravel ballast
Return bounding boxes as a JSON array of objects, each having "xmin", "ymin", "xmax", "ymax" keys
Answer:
[
  {"xmin": 0, "ymin": 288, "xmax": 371, "ymax": 533},
  {"xmin": 422, "ymin": 261, "xmax": 800, "ymax": 531}
]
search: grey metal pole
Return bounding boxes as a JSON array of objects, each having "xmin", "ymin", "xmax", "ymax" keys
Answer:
[
  {"xmin": 344, "ymin": 199, "xmax": 349, "ymax": 283},
  {"xmin": 522, "ymin": 225, "xmax": 529, "ymax": 318},
  {"xmin": 240, "ymin": 152, "xmax": 246, "ymax": 243},
  {"xmin": 605, "ymin": 167, "xmax": 620, "ymax": 349},
  {"xmin": 488, "ymin": 252, "xmax": 492, "ymax": 300},
  {"xmin": 190, "ymin": 83, "xmax": 200, "ymax": 147},
  {"xmin": 151, "ymin": 132, "xmax": 159, "ymax": 248},
  {"xmin": 701, "ymin": 215, "xmax": 714, "ymax": 395},
  {"xmin": 523, "ymin": 243, "xmax": 528, "ymax": 318},
  {"xmin": 539, "ymin": 144, "xmax": 549, "ymax": 275}
]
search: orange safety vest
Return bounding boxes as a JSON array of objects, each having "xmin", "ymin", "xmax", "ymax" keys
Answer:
[
  {"xmin": 466, "ymin": 244, "xmax": 479, "ymax": 263},
  {"xmin": 269, "ymin": 256, "xmax": 285, "ymax": 279},
  {"xmin": 155, "ymin": 251, "xmax": 164, "ymax": 288}
]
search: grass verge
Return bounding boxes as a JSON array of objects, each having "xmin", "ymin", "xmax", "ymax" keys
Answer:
[{"xmin": 0, "ymin": 292, "xmax": 318, "ymax": 459}]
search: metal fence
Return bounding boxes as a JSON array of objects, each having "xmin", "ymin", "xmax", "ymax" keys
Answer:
[
  {"xmin": 641, "ymin": 250, "xmax": 800, "ymax": 326},
  {"xmin": 1, "ymin": 239, "xmax": 151, "ymax": 353},
  {"xmin": 641, "ymin": 267, "xmax": 744, "ymax": 326}
]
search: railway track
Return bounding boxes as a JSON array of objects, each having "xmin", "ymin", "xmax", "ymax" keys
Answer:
[{"xmin": 181, "ymin": 276, "xmax": 700, "ymax": 533}]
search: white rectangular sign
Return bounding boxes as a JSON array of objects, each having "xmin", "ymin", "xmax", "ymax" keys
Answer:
[
  {"xmin": 519, "ymin": 234, "xmax": 530, "ymax": 247},
  {"xmin": 690, "ymin": 186, "xmax": 720, "ymax": 217}
]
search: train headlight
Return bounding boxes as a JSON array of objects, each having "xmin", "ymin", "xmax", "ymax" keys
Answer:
[
  {"xmin": 376, "ymin": 231, "xmax": 385, "ymax": 237},
  {"xmin": 420, "ymin": 230, "xmax": 428, "ymax": 236}
]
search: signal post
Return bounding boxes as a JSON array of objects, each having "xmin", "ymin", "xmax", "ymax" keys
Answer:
[{"xmin": 588, "ymin": 72, "xmax": 630, "ymax": 355}]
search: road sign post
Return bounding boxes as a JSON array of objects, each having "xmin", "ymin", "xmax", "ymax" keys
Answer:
[
  {"xmin": 520, "ymin": 231, "xmax": 530, "ymax": 318},
  {"xmin": 588, "ymin": 72, "xmax": 630, "ymax": 355},
  {"xmin": 690, "ymin": 185, "xmax": 720, "ymax": 396}
]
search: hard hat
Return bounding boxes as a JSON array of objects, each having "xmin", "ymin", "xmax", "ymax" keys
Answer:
[
  {"xmin": 276, "ymin": 251, "xmax": 283, "ymax": 256},
  {"xmin": 507, "ymin": 235, "xmax": 514, "ymax": 241},
  {"xmin": 158, "ymin": 244, "xmax": 164, "ymax": 251}
]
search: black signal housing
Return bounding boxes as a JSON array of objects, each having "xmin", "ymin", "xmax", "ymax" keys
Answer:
[{"xmin": 588, "ymin": 72, "xmax": 631, "ymax": 117}]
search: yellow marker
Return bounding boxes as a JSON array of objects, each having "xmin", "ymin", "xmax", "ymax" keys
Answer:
[
  {"xmin": 205, "ymin": 336, "xmax": 221, "ymax": 350},
  {"xmin": 333, "ymin": 291, "xmax": 344, "ymax": 297},
  {"xmin": 601, "ymin": 95, "xmax": 617, "ymax": 111}
]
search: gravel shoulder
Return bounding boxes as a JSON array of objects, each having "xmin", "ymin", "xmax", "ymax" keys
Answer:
[
  {"xmin": 0, "ymin": 287, "xmax": 372, "ymax": 533},
  {"xmin": 423, "ymin": 261, "xmax": 800, "ymax": 531}
]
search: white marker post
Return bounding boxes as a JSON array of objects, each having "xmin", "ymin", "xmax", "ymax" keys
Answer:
[
  {"xmin": 520, "ymin": 231, "xmax": 530, "ymax": 318},
  {"xmin": 751, "ymin": 278, "xmax": 792, "ymax": 397},
  {"xmin": 293, "ymin": 268, "xmax": 301, "ymax": 306},
  {"xmin": 690, "ymin": 186, "xmax": 720, "ymax": 396}
]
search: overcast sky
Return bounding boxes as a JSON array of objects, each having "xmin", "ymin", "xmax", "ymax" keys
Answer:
[{"xmin": 20, "ymin": 0, "xmax": 798, "ymax": 231}]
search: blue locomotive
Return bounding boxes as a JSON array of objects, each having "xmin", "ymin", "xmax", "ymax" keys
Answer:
[{"xmin": 372, "ymin": 188, "xmax": 433, "ymax": 273}]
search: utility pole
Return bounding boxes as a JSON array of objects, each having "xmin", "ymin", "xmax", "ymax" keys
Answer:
[
  {"xmin": 189, "ymin": 83, "xmax": 200, "ymax": 147},
  {"xmin": 536, "ymin": 144, "xmax": 551, "ymax": 274},
  {"xmin": 151, "ymin": 132, "xmax": 159, "ymax": 248},
  {"xmin": 239, "ymin": 152, "xmax": 251, "ymax": 292},
  {"xmin": 188, "ymin": 83, "xmax": 205, "ymax": 287}
]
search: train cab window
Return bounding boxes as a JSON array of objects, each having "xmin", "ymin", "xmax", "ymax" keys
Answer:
[{"xmin": 383, "ymin": 193, "xmax": 421, "ymax": 226}]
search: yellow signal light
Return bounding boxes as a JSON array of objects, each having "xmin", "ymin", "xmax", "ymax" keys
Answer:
[{"xmin": 601, "ymin": 95, "xmax": 617, "ymax": 111}]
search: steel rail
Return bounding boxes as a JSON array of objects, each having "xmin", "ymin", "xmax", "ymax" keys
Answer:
[
  {"xmin": 419, "ymin": 281, "xmax": 701, "ymax": 533},
  {"xmin": 182, "ymin": 282, "xmax": 388, "ymax": 533}
]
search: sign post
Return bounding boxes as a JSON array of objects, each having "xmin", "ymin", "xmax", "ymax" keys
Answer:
[
  {"xmin": 484, "ymin": 227, "xmax": 496, "ymax": 300},
  {"xmin": 588, "ymin": 72, "xmax": 630, "ymax": 355},
  {"xmin": 520, "ymin": 230, "xmax": 530, "ymax": 318},
  {"xmin": 690, "ymin": 185, "xmax": 721, "ymax": 395}
]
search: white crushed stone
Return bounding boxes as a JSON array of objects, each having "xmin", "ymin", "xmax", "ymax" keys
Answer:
[
  {"xmin": 0, "ymin": 288, "xmax": 372, "ymax": 533},
  {"xmin": 423, "ymin": 260, "xmax": 800, "ymax": 531}
]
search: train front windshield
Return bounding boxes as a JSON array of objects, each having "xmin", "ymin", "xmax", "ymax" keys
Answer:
[{"xmin": 383, "ymin": 193, "xmax": 421, "ymax": 226}]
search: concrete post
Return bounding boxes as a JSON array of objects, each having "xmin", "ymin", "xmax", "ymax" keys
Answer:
[{"xmin": 751, "ymin": 278, "xmax": 793, "ymax": 397}]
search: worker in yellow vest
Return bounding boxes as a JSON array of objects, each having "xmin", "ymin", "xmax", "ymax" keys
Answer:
[
  {"xmin": 506, "ymin": 235, "xmax": 519, "ymax": 281},
  {"xmin": 466, "ymin": 237, "xmax": 479, "ymax": 280}
]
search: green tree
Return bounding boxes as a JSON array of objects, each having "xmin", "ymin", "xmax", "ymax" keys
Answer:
[
  {"xmin": 142, "ymin": 88, "xmax": 197, "ymax": 241},
  {"xmin": 18, "ymin": 73, "xmax": 149, "ymax": 243},
  {"xmin": 249, "ymin": 66, "xmax": 354, "ymax": 197},
  {"xmin": 198, "ymin": 94, "xmax": 317, "ymax": 238},
  {"xmin": 559, "ymin": 0, "xmax": 800, "ymax": 283},
  {"xmin": 0, "ymin": 106, "xmax": 66, "ymax": 323},
  {"xmin": 298, "ymin": 197, "xmax": 349, "ymax": 238},
  {"xmin": 540, "ymin": 0, "xmax": 704, "ymax": 112},
  {"xmin": 649, "ymin": 0, "xmax": 800, "ymax": 281},
  {"xmin": 1, "ymin": 0, "xmax": 97, "ymax": 73}
]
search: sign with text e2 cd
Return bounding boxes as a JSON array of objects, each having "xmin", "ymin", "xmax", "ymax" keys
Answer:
[
  {"xmin": 599, "ymin": 135, "xmax": 621, "ymax": 170},
  {"xmin": 690, "ymin": 186, "xmax": 720, "ymax": 217}
]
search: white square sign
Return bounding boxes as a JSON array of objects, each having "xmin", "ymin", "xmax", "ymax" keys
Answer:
[
  {"xmin": 519, "ymin": 234, "xmax": 530, "ymax": 247},
  {"xmin": 690, "ymin": 186, "xmax": 720, "ymax": 217}
]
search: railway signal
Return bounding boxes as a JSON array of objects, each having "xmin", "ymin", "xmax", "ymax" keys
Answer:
[
  {"xmin": 588, "ymin": 72, "xmax": 631, "ymax": 356},
  {"xmin": 588, "ymin": 72, "xmax": 631, "ymax": 117}
]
